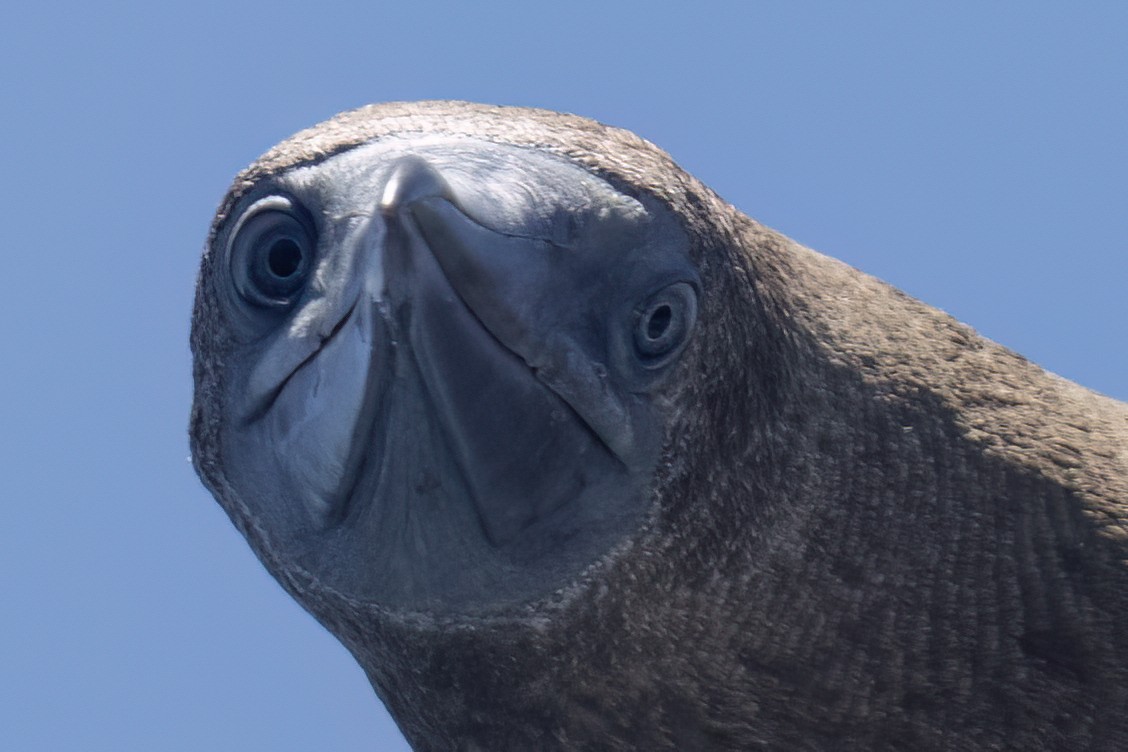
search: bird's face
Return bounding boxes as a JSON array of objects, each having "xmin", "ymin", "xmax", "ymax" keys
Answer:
[{"xmin": 197, "ymin": 136, "xmax": 701, "ymax": 614}]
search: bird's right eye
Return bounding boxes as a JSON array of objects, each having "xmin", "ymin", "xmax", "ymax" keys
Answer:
[{"xmin": 229, "ymin": 197, "xmax": 317, "ymax": 309}]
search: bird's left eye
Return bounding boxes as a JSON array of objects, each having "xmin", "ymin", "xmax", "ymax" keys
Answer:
[
  {"xmin": 632, "ymin": 281, "xmax": 697, "ymax": 367},
  {"xmin": 229, "ymin": 197, "xmax": 316, "ymax": 308}
]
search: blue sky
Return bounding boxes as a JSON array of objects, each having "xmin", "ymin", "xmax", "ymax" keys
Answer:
[{"xmin": 2, "ymin": 3, "xmax": 1124, "ymax": 750}]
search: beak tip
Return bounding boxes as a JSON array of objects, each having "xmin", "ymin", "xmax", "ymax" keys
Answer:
[{"xmin": 379, "ymin": 156, "xmax": 455, "ymax": 216}]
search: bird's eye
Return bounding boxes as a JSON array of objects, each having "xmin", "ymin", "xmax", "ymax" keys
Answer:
[
  {"xmin": 633, "ymin": 282, "xmax": 697, "ymax": 366},
  {"xmin": 229, "ymin": 197, "xmax": 317, "ymax": 308}
]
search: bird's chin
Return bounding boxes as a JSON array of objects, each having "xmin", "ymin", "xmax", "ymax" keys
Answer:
[{"xmin": 221, "ymin": 287, "xmax": 643, "ymax": 612}]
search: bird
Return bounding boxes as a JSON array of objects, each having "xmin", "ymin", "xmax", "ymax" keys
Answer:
[{"xmin": 190, "ymin": 101, "xmax": 1128, "ymax": 750}]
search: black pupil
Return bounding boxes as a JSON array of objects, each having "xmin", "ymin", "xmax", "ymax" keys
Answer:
[
  {"xmin": 267, "ymin": 238, "xmax": 303, "ymax": 278},
  {"xmin": 647, "ymin": 304, "xmax": 673, "ymax": 339}
]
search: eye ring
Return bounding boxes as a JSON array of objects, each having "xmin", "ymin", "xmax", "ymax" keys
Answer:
[
  {"xmin": 228, "ymin": 196, "xmax": 317, "ymax": 309},
  {"xmin": 632, "ymin": 282, "xmax": 697, "ymax": 367}
]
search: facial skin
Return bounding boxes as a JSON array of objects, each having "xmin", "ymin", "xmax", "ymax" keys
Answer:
[{"xmin": 207, "ymin": 135, "xmax": 699, "ymax": 614}]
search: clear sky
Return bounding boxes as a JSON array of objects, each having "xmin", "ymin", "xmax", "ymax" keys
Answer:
[{"xmin": 2, "ymin": 3, "xmax": 1124, "ymax": 750}]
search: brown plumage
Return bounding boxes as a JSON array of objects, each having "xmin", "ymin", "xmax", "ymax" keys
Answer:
[{"xmin": 192, "ymin": 101, "xmax": 1128, "ymax": 750}]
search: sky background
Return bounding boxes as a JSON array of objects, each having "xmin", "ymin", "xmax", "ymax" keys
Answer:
[{"xmin": 2, "ymin": 3, "xmax": 1125, "ymax": 750}]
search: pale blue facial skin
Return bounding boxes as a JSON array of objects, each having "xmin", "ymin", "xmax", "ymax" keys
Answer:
[{"xmin": 213, "ymin": 136, "xmax": 698, "ymax": 614}]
